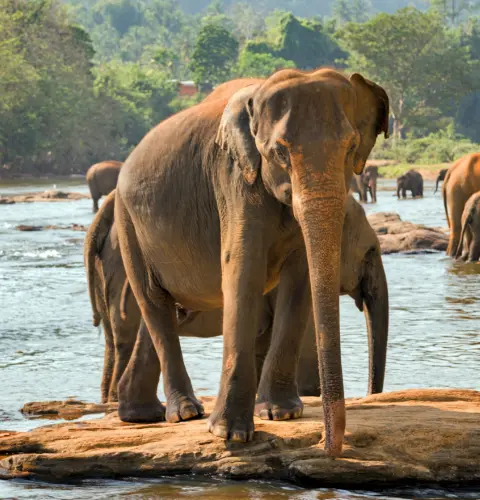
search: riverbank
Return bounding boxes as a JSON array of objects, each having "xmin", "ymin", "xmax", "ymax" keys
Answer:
[
  {"xmin": 374, "ymin": 162, "xmax": 450, "ymax": 180},
  {"xmin": 1, "ymin": 389, "xmax": 479, "ymax": 488}
]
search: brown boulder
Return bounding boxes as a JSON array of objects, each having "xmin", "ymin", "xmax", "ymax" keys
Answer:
[
  {"xmin": 1, "ymin": 389, "xmax": 479, "ymax": 487},
  {"xmin": 367, "ymin": 212, "xmax": 449, "ymax": 254},
  {"xmin": 15, "ymin": 224, "xmax": 88, "ymax": 232}
]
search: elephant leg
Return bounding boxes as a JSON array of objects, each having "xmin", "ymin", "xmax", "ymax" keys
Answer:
[
  {"xmin": 402, "ymin": 188, "xmax": 406, "ymax": 199},
  {"xmin": 108, "ymin": 314, "xmax": 137, "ymax": 402},
  {"xmin": 117, "ymin": 320, "xmax": 165, "ymax": 422},
  {"xmin": 101, "ymin": 319, "xmax": 115, "ymax": 404},
  {"xmin": 208, "ymin": 217, "xmax": 266, "ymax": 442},
  {"xmin": 93, "ymin": 197, "xmax": 99, "ymax": 213},
  {"xmin": 296, "ymin": 313, "xmax": 320, "ymax": 396},
  {"xmin": 255, "ymin": 324, "xmax": 273, "ymax": 388},
  {"xmin": 255, "ymin": 250, "xmax": 310, "ymax": 421},
  {"xmin": 447, "ymin": 192, "xmax": 467, "ymax": 256}
]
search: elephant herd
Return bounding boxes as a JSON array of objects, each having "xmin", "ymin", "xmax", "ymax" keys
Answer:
[{"xmin": 82, "ymin": 68, "xmax": 478, "ymax": 459}]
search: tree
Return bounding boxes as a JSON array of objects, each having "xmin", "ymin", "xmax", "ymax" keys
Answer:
[
  {"xmin": 190, "ymin": 23, "xmax": 239, "ymax": 87},
  {"xmin": 236, "ymin": 50, "xmax": 295, "ymax": 77},
  {"xmin": 333, "ymin": 0, "xmax": 373, "ymax": 25},
  {"xmin": 337, "ymin": 8, "xmax": 478, "ymax": 138},
  {"xmin": 429, "ymin": 0, "xmax": 480, "ymax": 25}
]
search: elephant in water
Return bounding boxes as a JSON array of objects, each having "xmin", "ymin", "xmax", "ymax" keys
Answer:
[
  {"xmin": 86, "ymin": 160, "xmax": 122, "ymax": 212},
  {"xmin": 110, "ymin": 69, "xmax": 389, "ymax": 456},
  {"xmin": 443, "ymin": 153, "xmax": 480, "ymax": 257},
  {"xmin": 434, "ymin": 168, "xmax": 448, "ymax": 194},
  {"xmin": 350, "ymin": 165, "xmax": 379, "ymax": 203},
  {"xmin": 85, "ymin": 192, "xmax": 388, "ymax": 412},
  {"xmin": 397, "ymin": 169, "xmax": 423, "ymax": 198},
  {"xmin": 455, "ymin": 191, "xmax": 480, "ymax": 262}
]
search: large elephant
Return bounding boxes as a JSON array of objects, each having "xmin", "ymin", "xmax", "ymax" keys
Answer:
[
  {"xmin": 85, "ymin": 192, "xmax": 388, "ymax": 403},
  {"xmin": 455, "ymin": 191, "xmax": 480, "ymax": 262},
  {"xmin": 434, "ymin": 168, "xmax": 448, "ymax": 194},
  {"xmin": 113, "ymin": 69, "xmax": 389, "ymax": 456},
  {"xmin": 86, "ymin": 160, "xmax": 122, "ymax": 212},
  {"xmin": 443, "ymin": 153, "xmax": 480, "ymax": 256},
  {"xmin": 397, "ymin": 169, "xmax": 423, "ymax": 198},
  {"xmin": 351, "ymin": 165, "xmax": 379, "ymax": 203}
]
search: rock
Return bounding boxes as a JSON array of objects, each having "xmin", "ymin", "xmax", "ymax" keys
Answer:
[
  {"xmin": 0, "ymin": 191, "xmax": 89, "ymax": 204},
  {"xmin": 367, "ymin": 212, "xmax": 449, "ymax": 254},
  {"xmin": 1, "ymin": 389, "xmax": 479, "ymax": 488},
  {"xmin": 21, "ymin": 399, "xmax": 117, "ymax": 420},
  {"xmin": 15, "ymin": 224, "xmax": 88, "ymax": 232}
]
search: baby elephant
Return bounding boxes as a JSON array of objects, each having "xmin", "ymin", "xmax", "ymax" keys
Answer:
[
  {"xmin": 85, "ymin": 193, "xmax": 388, "ymax": 404},
  {"xmin": 456, "ymin": 191, "xmax": 480, "ymax": 262},
  {"xmin": 86, "ymin": 160, "xmax": 122, "ymax": 212},
  {"xmin": 397, "ymin": 169, "xmax": 423, "ymax": 198}
]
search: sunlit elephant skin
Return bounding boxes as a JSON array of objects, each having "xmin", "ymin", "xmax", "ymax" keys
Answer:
[
  {"xmin": 443, "ymin": 153, "xmax": 480, "ymax": 257},
  {"xmin": 434, "ymin": 168, "xmax": 448, "ymax": 194},
  {"xmin": 85, "ymin": 193, "xmax": 388, "ymax": 406},
  {"xmin": 397, "ymin": 169, "xmax": 423, "ymax": 199},
  {"xmin": 113, "ymin": 68, "xmax": 389, "ymax": 456},
  {"xmin": 455, "ymin": 191, "xmax": 480, "ymax": 262},
  {"xmin": 86, "ymin": 160, "xmax": 123, "ymax": 212}
]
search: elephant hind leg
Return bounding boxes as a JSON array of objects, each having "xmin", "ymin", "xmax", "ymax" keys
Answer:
[
  {"xmin": 447, "ymin": 191, "xmax": 468, "ymax": 257},
  {"xmin": 101, "ymin": 319, "xmax": 115, "ymax": 404}
]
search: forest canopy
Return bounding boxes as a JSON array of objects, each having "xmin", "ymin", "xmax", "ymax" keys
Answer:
[{"xmin": 1, "ymin": 0, "xmax": 479, "ymax": 175}]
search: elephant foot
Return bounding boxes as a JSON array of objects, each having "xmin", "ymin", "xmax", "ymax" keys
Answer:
[
  {"xmin": 254, "ymin": 396, "xmax": 304, "ymax": 421},
  {"xmin": 207, "ymin": 411, "xmax": 254, "ymax": 442},
  {"xmin": 118, "ymin": 398, "xmax": 166, "ymax": 423},
  {"xmin": 166, "ymin": 393, "xmax": 204, "ymax": 423}
]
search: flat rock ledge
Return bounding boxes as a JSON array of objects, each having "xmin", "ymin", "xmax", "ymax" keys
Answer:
[
  {"xmin": 15, "ymin": 224, "xmax": 88, "ymax": 232},
  {"xmin": 1, "ymin": 389, "xmax": 479, "ymax": 488},
  {"xmin": 0, "ymin": 190, "xmax": 89, "ymax": 204},
  {"xmin": 367, "ymin": 212, "xmax": 449, "ymax": 254}
]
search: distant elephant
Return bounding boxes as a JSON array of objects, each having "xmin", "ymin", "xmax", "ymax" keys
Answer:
[
  {"xmin": 350, "ymin": 165, "xmax": 379, "ymax": 203},
  {"xmin": 443, "ymin": 153, "xmax": 480, "ymax": 256},
  {"xmin": 85, "ymin": 192, "xmax": 388, "ymax": 405},
  {"xmin": 86, "ymin": 160, "xmax": 122, "ymax": 212},
  {"xmin": 434, "ymin": 168, "xmax": 448, "ymax": 194},
  {"xmin": 112, "ymin": 69, "xmax": 389, "ymax": 456},
  {"xmin": 397, "ymin": 169, "xmax": 423, "ymax": 198},
  {"xmin": 455, "ymin": 191, "xmax": 480, "ymax": 262}
]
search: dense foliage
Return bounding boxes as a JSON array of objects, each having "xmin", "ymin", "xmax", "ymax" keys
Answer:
[{"xmin": 1, "ymin": 0, "xmax": 479, "ymax": 175}]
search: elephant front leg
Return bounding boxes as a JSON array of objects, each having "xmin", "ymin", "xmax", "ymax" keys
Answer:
[
  {"xmin": 255, "ymin": 249, "xmax": 311, "ymax": 420},
  {"xmin": 208, "ymin": 222, "xmax": 266, "ymax": 442}
]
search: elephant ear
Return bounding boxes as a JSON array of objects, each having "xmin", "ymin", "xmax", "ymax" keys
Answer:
[
  {"xmin": 215, "ymin": 85, "xmax": 261, "ymax": 185},
  {"xmin": 349, "ymin": 73, "xmax": 390, "ymax": 174}
]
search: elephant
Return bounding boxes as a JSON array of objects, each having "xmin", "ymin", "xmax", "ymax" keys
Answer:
[
  {"xmin": 434, "ymin": 168, "xmax": 448, "ymax": 194},
  {"xmin": 112, "ymin": 68, "xmax": 389, "ymax": 456},
  {"xmin": 455, "ymin": 191, "xmax": 480, "ymax": 262},
  {"xmin": 443, "ymin": 153, "xmax": 480, "ymax": 256},
  {"xmin": 86, "ymin": 160, "xmax": 123, "ymax": 212},
  {"xmin": 350, "ymin": 165, "xmax": 379, "ymax": 203},
  {"xmin": 397, "ymin": 169, "xmax": 423, "ymax": 198},
  {"xmin": 85, "ymin": 192, "xmax": 388, "ymax": 404}
]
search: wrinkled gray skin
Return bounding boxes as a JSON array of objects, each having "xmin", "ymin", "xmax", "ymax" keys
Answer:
[
  {"xmin": 397, "ymin": 169, "xmax": 423, "ymax": 199},
  {"xmin": 455, "ymin": 191, "xmax": 480, "ymax": 262},
  {"xmin": 86, "ymin": 193, "xmax": 388, "ymax": 404},
  {"xmin": 434, "ymin": 168, "xmax": 448, "ymax": 194},
  {"xmin": 112, "ymin": 70, "xmax": 389, "ymax": 456},
  {"xmin": 350, "ymin": 165, "xmax": 379, "ymax": 203},
  {"xmin": 86, "ymin": 160, "xmax": 122, "ymax": 212}
]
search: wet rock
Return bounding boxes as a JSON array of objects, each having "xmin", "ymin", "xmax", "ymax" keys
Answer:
[
  {"xmin": 0, "ymin": 191, "xmax": 89, "ymax": 204},
  {"xmin": 15, "ymin": 224, "xmax": 88, "ymax": 232},
  {"xmin": 21, "ymin": 399, "xmax": 117, "ymax": 420},
  {"xmin": 367, "ymin": 212, "xmax": 449, "ymax": 254},
  {"xmin": 1, "ymin": 389, "xmax": 479, "ymax": 488}
]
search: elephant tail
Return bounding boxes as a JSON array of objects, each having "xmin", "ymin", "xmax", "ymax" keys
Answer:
[
  {"xmin": 442, "ymin": 171, "xmax": 451, "ymax": 229},
  {"xmin": 84, "ymin": 190, "xmax": 116, "ymax": 327},
  {"xmin": 119, "ymin": 279, "xmax": 131, "ymax": 321},
  {"xmin": 455, "ymin": 216, "xmax": 468, "ymax": 260}
]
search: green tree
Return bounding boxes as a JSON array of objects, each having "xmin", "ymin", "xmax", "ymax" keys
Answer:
[
  {"xmin": 190, "ymin": 23, "xmax": 239, "ymax": 87},
  {"xmin": 337, "ymin": 8, "xmax": 478, "ymax": 138},
  {"xmin": 333, "ymin": 0, "xmax": 373, "ymax": 24},
  {"xmin": 236, "ymin": 50, "xmax": 295, "ymax": 77},
  {"xmin": 429, "ymin": 0, "xmax": 480, "ymax": 25}
]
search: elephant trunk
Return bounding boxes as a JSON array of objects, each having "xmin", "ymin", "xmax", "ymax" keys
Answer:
[
  {"xmin": 434, "ymin": 175, "xmax": 441, "ymax": 194},
  {"xmin": 294, "ymin": 176, "xmax": 346, "ymax": 457},
  {"xmin": 361, "ymin": 248, "xmax": 389, "ymax": 394}
]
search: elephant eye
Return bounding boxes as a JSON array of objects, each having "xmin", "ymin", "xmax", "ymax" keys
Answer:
[
  {"xmin": 347, "ymin": 143, "xmax": 357, "ymax": 156},
  {"xmin": 273, "ymin": 143, "xmax": 290, "ymax": 166}
]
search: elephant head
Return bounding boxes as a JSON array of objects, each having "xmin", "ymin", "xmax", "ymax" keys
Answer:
[
  {"xmin": 216, "ymin": 68, "xmax": 389, "ymax": 456},
  {"xmin": 396, "ymin": 175, "xmax": 406, "ymax": 198},
  {"xmin": 434, "ymin": 168, "xmax": 448, "ymax": 194},
  {"xmin": 363, "ymin": 165, "xmax": 379, "ymax": 202},
  {"xmin": 456, "ymin": 192, "xmax": 480, "ymax": 262}
]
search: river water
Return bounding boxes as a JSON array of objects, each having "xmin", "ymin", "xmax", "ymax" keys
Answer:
[{"xmin": 0, "ymin": 179, "xmax": 478, "ymax": 499}]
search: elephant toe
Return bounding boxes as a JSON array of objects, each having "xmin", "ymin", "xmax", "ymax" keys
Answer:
[
  {"xmin": 166, "ymin": 395, "xmax": 204, "ymax": 423},
  {"xmin": 207, "ymin": 415, "xmax": 254, "ymax": 442},
  {"xmin": 254, "ymin": 398, "xmax": 304, "ymax": 421},
  {"xmin": 118, "ymin": 399, "xmax": 166, "ymax": 423}
]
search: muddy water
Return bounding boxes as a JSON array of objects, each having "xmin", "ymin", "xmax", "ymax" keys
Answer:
[{"xmin": 0, "ymin": 179, "xmax": 478, "ymax": 499}]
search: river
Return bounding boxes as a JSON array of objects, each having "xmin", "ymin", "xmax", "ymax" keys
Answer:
[{"xmin": 0, "ymin": 178, "xmax": 478, "ymax": 499}]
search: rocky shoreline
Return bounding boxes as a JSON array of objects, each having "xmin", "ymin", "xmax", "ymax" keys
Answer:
[
  {"xmin": 0, "ymin": 190, "xmax": 89, "ymax": 204},
  {"xmin": 1, "ymin": 389, "xmax": 479, "ymax": 488}
]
